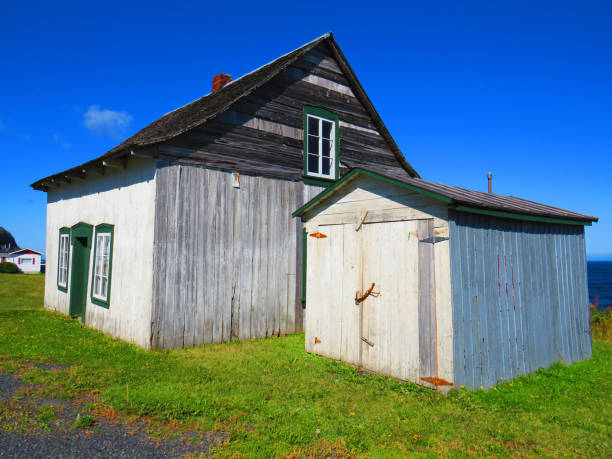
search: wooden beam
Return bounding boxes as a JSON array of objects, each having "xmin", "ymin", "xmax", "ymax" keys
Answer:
[
  {"xmin": 130, "ymin": 147, "xmax": 158, "ymax": 158},
  {"xmin": 65, "ymin": 171, "xmax": 86, "ymax": 181},
  {"xmin": 83, "ymin": 164, "xmax": 105, "ymax": 176},
  {"xmin": 102, "ymin": 157, "xmax": 127, "ymax": 169},
  {"xmin": 49, "ymin": 178, "xmax": 65, "ymax": 187},
  {"xmin": 39, "ymin": 181, "xmax": 59, "ymax": 189}
]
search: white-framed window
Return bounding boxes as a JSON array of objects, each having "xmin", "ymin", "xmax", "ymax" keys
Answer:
[
  {"xmin": 21, "ymin": 258, "xmax": 34, "ymax": 264},
  {"xmin": 57, "ymin": 230, "xmax": 70, "ymax": 290},
  {"xmin": 92, "ymin": 232, "xmax": 111, "ymax": 302},
  {"xmin": 306, "ymin": 113, "xmax": 336, "ymax": 179}
]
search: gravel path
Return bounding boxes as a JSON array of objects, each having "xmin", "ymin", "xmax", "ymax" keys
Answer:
[{"xmin": 0, "ymin": 365, "xmax": 226, "ymax": 458}]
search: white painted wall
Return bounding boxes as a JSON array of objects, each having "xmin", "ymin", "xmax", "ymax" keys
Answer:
[
  {"xmin": 44, "ymin": 157, "xmax": 157, "ymax": 348},
  {"xmin": 303, "ymin": 176, "xmax": 454, "ymax": 387}
]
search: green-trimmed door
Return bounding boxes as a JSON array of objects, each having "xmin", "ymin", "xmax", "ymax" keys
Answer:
[{"xmin": 69, "ymin": 222, "xmax": 93, "ymax": 321}]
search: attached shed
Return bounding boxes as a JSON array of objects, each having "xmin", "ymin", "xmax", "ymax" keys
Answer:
[{"xmin": 293, "ymin": 168, "xmax": 597, "ymax": 390}]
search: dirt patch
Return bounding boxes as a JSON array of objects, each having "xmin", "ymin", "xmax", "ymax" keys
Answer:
[{"xmin": 0, "ymin": 369, "xmax": 227, "ymax": 458}]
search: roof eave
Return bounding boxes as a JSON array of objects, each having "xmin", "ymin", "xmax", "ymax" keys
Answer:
[{"xmin": 293, "ymin": 168, "xmax": 597, "ymax": 226}]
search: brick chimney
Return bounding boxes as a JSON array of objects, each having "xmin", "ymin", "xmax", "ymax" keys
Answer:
[{"xmin": 212, "ymin": 74, "xmax": 232, "ymax": 93}]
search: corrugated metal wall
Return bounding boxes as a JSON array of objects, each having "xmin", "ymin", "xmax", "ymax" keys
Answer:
[{"xmin": 449, "ymin": 211, "xmax": 591, "ymax": 389}]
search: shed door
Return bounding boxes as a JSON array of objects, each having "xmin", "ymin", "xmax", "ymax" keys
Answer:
[
  {"xmin": 305, "ymin": 219, "xmax": 436, "ymax": 383},
  {"xmin": 359, "ymin": 220, "xmax": 421, "ymax": 380},
  {"xmin": 305, "ymin": 224, "xmax": 361, "ymax": 366}
]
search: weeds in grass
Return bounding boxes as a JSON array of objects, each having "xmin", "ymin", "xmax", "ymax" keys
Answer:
[
  {"xmin": 74, "ymin": 413, "xmax": 94, "ymax": 429},
  {"xmin": 591, "ymin": 301, "xmax": 612, "ymax": 340}
]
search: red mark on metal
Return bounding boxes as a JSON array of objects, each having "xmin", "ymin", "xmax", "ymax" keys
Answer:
[
  {"xmin": 497, "ymin": 255, "xmax": 501, "ymax": 298},
  {"xmin": 504, "ymin": 255, "xmax": 509, "ymax": 298},
  {"xmin": 314, "ymin": 337, "xmax": 321, "ymax": 344},
  {"xmin": 420, "ymin": 377, "xmax": 453, "ymax": 386},
  {"xmin": 310, "ymin": 232, "xmax": 327, "ymax": 239}
]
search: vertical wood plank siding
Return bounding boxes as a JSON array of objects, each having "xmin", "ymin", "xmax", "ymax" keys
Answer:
[
  {"xmin": 449, "ymin": 211, "xmax": 591, "ymax": 389},
  {"xmin": 152, "ymin": 162, "xmax": 323, "ymax": 348}
]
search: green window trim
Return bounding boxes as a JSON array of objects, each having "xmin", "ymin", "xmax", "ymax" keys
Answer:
[
  {"xmin": 301, "ymin": 228, "xmax": 307, "ymax": 308},
  {"xmin": 454, "ymin": 205, "xmax": 593, "ymax": 226},
  {"xmin": 90, "ymin": 223, "xmax": 114, "ymax": 308},
  {"xmin": 303, "ymin": 106, "xmax": 340, "ymax": 182},
  {"xmin": 57, "ymin": 227, "xmax": 71, "ymax": 292}
]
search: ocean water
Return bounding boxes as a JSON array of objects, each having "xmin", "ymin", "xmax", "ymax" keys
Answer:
[{"xmin": 588, "ymin": 261, "xmax": 612, "ymax": 309}]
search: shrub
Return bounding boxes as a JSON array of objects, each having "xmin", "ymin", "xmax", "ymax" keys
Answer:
[{"xmin": 0, "ymin": 262, "xmax": 19, "ymax": 274}]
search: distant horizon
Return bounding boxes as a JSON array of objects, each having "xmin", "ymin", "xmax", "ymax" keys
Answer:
[{"xmin": 587, "ymin": 256, "xmax": 612, "ymax": 262}]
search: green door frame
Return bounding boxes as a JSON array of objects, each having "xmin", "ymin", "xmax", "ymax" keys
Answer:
[{"xmin": 68, "ymin": 222, "xmax": 93, "ymax": 321}]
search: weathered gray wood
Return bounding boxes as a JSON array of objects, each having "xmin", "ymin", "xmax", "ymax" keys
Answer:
[
  {"xmin": 151, "ymin": 164, "xmax": 314, "ymax": 347},
  {"xmin": 156, "ymin": 44, "xmax": 408, "ymax": 182},
  {"xmin": 449, "ymin": 212, "xmax": 592, "ymax": 389},
  {"xmin": 418, "ymin": 219, "xmax": 436, "ymax": 379}
]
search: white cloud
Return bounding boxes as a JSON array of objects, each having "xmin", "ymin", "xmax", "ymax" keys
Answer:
[
  {"xmin": 83, "ymin": 105, "xmax": 133, "ymax": 139},
  {"xmin": 53, "ymin": 133, "xmax": 71, "ymax": 149}
]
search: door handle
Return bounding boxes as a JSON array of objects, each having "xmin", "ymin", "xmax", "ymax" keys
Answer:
[{"xmin": 355, "ymin": 283, "xmax": 380, "ymax": 304}]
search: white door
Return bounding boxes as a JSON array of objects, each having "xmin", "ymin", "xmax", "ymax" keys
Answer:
[
  {"xmin": 305, "ymin": 224, "xmax": 361, "ymax": 365},
  {"xmin": 359, "ymin": 220, "xmax": 421, "ymax": 381},
  {"xmin": 305, "ymin": 219, "xmax": 430, "ymax": 382}
]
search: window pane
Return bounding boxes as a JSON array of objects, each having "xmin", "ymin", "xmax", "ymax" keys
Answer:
[
  {"xmin": 322, "ymin": 120, "xmax": 332, "ymax": 139},
  {"xmin": 322, "ymin": 157, "xmax": 331, "ymax": 176},
  {"xmin": 322, "ymin": 139, "xmax": 331, "ymax": 158},
  {"xmin": 307, "ymin": 135, "xmax": 319, "ymax": 155},
  {"xmin": 102, "ymin": 256, "xmax": 108, "ymax": 276},
  {"xmin": 94, "ymin": 276, "xmax": 100, "ymax": 296},
  {"xmin": 95, "ymin": 253, "xmax": 102, "ymax": 277},
  {"xmin": 308, "ymin": 154, "xmax": 319, "ymax": 173},
  {"xmin": 101, "ymin": 277, "xmax": 108, "ymax": 298},
  {"xmin": 103, "ymin": 235, "xmax": 110, "ymax": 256},
  {"xmin": 308, "ymin": 116, "xmax": 319, "ymax": 136}
]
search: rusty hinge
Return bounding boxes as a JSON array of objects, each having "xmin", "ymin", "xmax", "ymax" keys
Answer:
[
  {"xmin": 355, "ymin": 283, "xmax": 380, "ymax": 304},
  {"xmin": 420, "ymin": 376, "xmax": 453, "ymax": 386},
  {"xmin": 361, "ymin": 336, "xmax": 374, "ymax": 347}
]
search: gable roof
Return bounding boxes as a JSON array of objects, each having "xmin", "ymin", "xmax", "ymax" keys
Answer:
[
  {"xmin": 31, "ymin": 33, "xmax": 418, "ymax": 191},
  {"xmin": 1, "ymin": 248, "xmax": 42, "ymax": 257},
  {"xmin": 293, "ymin": 168, "xmax": 598, "ymax": 225}
]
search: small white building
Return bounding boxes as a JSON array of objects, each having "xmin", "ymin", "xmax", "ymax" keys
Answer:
[
  {"xmin": 1, "ymin": 248, "xmax": 43, "ymax": 273},
  {"xmin": 293, "ymin": 168, "xmax": 596, "ymax": 390}
]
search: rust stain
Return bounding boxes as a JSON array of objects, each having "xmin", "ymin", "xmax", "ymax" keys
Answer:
[
  {"xmin": 314, "ymin": 337, "xmax": 321, "ymax": 344},
  {"xmin": 310, "ymin": 232, "xmax": 327, "ymax": 239},
  {"xmin": 355, "ymin": 283, "xmax": 379, "ymax": 304},
  {"xmin": 420, "ymin": 377, "xmax": 454, "ymax": 386}
]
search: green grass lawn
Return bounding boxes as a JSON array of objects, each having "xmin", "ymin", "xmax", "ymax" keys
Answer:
[
  {"xmin": 0, "ymin": 273, "xmax": 610, "ymax": 457},
  {"xmin": 0, "ymin": 273, "xmax": 44, "ymax": 310}
]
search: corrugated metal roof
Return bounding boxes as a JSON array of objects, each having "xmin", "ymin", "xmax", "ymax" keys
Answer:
[{"xmin": 294, "ymin": 167, "xmax": 598, "ymax": 223}]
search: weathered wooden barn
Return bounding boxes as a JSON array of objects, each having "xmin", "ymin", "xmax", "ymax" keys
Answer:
[
  {"xmin": 294, "ymin": 168, "xmax": 597, "ymax": 389},
  {"xmin": 31, "ymin": 33, "xmax": 420, "ymax": 349}
]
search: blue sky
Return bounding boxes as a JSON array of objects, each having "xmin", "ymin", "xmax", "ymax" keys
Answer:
[{"xmin": 1, "ymin": 1, "xmax": 610, "ymax": 258}]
